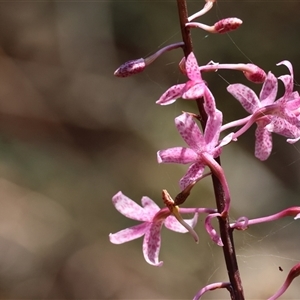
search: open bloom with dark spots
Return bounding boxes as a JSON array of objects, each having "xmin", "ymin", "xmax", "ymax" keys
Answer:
[
  {"xmin": 157, "ymin": 108, "xmax": 225, "ymax": 190},
  {"xmin": 156, "ymin": 52, "xmax": 207, "ymax": 105},
  {"xmin": 109, "ymin": 192, "xmax": 198, "ymax": 266},
  {"xmin": 227, "ymin": 60, "xmax": 300, "ymax": 160}
]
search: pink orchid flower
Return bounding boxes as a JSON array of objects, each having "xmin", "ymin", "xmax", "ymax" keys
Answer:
[
  {"xmin": 109, "ymin": 191, "xmax": 198, "ymax": 267},
  {"xmin": 157, "ymin": 108, "xmax": 224, "ymax": 190},
  {"xmin": 156, "ymin": 52, "xmax": 207, "ymax": 105},
  {"xmin": 226, "ymin": 60, "xmax": 300, "ymax": 160}
]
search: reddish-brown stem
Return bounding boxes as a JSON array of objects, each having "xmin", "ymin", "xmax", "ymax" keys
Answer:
[{"xmin": 176, "ymin": 1, "xmax": 244, "ymax": 299}]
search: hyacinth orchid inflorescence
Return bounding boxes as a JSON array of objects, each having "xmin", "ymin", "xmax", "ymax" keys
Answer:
[{"xmin": 111, "ymin": 0, "xmax": 300, "ymax": 299}]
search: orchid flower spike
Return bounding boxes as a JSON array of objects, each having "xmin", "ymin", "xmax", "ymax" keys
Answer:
[
  {"xmin": 186, "ymin": 18, "xmax": 243, "ymax": 34},
  {"xmin": 114, "ymin": 42, "xmax": 184, "ymax": 77},
  {"xmin": 109, "ymin": 191, "xmax": 198, "ymax": 266}
]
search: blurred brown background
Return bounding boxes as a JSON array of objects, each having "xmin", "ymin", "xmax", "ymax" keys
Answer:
[{"xmin": 0, "ymin": 0, "xmax": 299, "ymax": 299}]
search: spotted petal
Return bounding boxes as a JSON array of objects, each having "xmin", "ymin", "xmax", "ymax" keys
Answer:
[
  {"xmin": 112, "ymin": 192, "xmax": 156, "ymax": 221},
  {"xmin": 141, "ymin": 196, "xmax": 161, "ymax": 221},
  {"xmin": 157, "ymin": 147, "xmax": 198, "ymax": 164},
  {"xmin": 109, "ymin": 222, "xmax": 150, "ymax": 244},
  {"xmin": 227, "ymin": 84, "xmax": 260, "ymax": 113},
  {"xmin": 179, "ymin": 162, "xmax": 205, "ymax": 190},
  {"xmin": 143, "ymin": 220, "xmax": 164, "ymax": 266},
  {"xmin": 255, "ymin": 121, "xmax": 273, "ymax": 161},
  {"xmin": 156, "ymin": 83, "xmax": 185, "ymax": 105},
  {"xmin": 259, "ymin": 72, "xmax": 277, "ymax": 105},
  {"xmin": 277, "ymin": 60, "xmax": 294, "ymax": 97},
  {"xmin": 204, "ymin": 110, "xmax": 222, "ymax": 149},
  {"xmin": 267, "ymin": 117, "xmax": 300, "ymax": 141},
  {"xmin": 203, "ymin": 88, "xmax": 217, "ymax": 116},
  {"xmin": 175, "ymin": 113, "xmax": 204, "ymax": 150},
  {"xmin": 182, "ymin": 82, "xmax": 206, "ymax": 99},
  {"xmin": 165, "ymin": 213, "xmax": 198, "ymax": 233},
  {"xmin": 185, "ymin": 52, "xmax": 202, "ymax": 81}
]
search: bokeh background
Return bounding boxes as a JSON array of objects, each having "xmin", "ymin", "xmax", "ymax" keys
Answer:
[{"xmin": 0, "ymin": 0, "xmax": 299, "ymax": 299}]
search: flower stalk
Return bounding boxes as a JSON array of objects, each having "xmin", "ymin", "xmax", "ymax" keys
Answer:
[{"xmin": 176, "ymin": 1, "xmax": 245, "ymax": 299}]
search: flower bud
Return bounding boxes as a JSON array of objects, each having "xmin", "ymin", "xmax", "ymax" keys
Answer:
[
  {"xmin": 114, "ymin": 42, "xmax": 184, "ymax": 78},
  {"xmin": 214, "ymin": 18, "xmax": 243, "ymax": 34},
  {"xmin": 243, "ymin": 64, "xmax": 266, "ymax": 83},
  {"xmin": 114, "ymin": 58, "xmax": 146, "ymax": 77}
]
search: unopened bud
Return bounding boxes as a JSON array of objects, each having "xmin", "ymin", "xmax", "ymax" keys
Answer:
[
  {"xmin": 114, "ymin": 42, "xmax": 184, "ymax": 78},
  {"xmin": 243, "ymin": 64, "xmax": 266, "ymax": 83},
  {"xmin": 214, "ymin": 18, "xmax": 243, "ymax": 34},
  {"xmin": 200, "ymin": 62, "xmax": 266, "ymax": 84},
  {"xmin": 114, "ymin": 58, "xmax": 146, "ymax": 77},
  {"xmin": 186, "ymin": 17, "xmax": 242, "ymax": 34}
]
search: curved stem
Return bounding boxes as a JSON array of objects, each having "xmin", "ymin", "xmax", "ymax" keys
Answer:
[
  {"xmin": 221, "ymin": 115, "xmax": 251, "ymax": 132},
  {"xmin": 202, "ymin": 153, "xmax": 231, "ymax": 216},
  {"xmin": 231, "ymin": 206, "xmax": 300, "ymax": 229},
  {"xmin": 268, "ymin": 263, "xmax": 300, "ymax": 300},
  {"xmin": 193, "ymin": 282, "xmax": 231, "ymax": 300}
]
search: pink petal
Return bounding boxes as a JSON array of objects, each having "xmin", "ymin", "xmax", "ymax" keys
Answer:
[
  {"xmin": 268, "ymin": 117, "xmax": 300, "ymax": 140},
  {"xmin": 143, "ymin": 221, "xmax": 164, "ymax": 266},
  {"xmin": 277, "ymin": 61, "xmax": 294, "ymax": 97},
  {"xmin": 255, "ymin": 123, "xmax": 272, "ymax": 161},
  {"xmin": 185, "ymin": 52, "xmax": 201, "ymax": 81},
  {"xmin": 279, "ymin": 74, "xmax": 294, "ymax": 97},
  {"xmin": 175, "ymin": 113, "xmax": 205, "ymax": 150},
  {"xmin": 157, "ymin": 147, "xmax": 197, "ymax": 164},
  {"xmin": 287, "ymin": 136, "xmax": 300, "ymax": 144},
  {"xmin": 140, "ymin": 196, "xmax": 160, "ymax": 221},
  {"xmin": 285, "ymin": 97, "xmax": 300, "ymax": 111},
  {"xmin": 112, "ymin": 192, "xmax": 150, "ymax": 221},
  {"xmin": 109, "ymin": 222, "xmax": 149, "ymax": 244},
  {"xmin": 156, "ymin": 84, "xmax": 185, "ymax": 105},
  {"xmin": 182, "ymin": 82, "xmax": 206, "ymax": 99},
  {"xmin": 219, "ymin": 132, "xmax": 234, "ymax": 147},
  {"xmin": 277, "ymin": 60, "xmax": 293, "ymax": 78},
  {"xmin": 179, "ymin": 162, "xmax": 205, "ymax": 190},
  {"xmin": 164, "ymin": 213, "xmax": 198, "ymax": 233},
  {"xmin": 259, "ymin": 72, "xmax": 278, "ymax": 104},
  {"xmin": 204, "ymin": 110, "xmax": 222, "ymax": 149},
  {"xmin": 227, "ymin": 84, "xmax": 260, "ymax": 114},
  {"xmin": 203, "ymin": 88, "xmax": 217, "ymax": 116}
]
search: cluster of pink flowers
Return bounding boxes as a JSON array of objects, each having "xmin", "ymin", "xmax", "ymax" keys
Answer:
[{"xmin": 110, "ymin": 0, "xmax": 300, "ymax": 299}]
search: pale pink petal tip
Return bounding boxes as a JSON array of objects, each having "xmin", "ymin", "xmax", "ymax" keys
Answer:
[
  {"xmin": 114, "ymin": 58, "xmax": 146, "ymax": 77},
  {"xmin": 211, "ymin": 229, "xmax": 224, "ymax": 246},
  {"xmin": 294, "ymin": 213, "xmax": 300, "ymax": 220},
  {"xmin": 219, "ymin": 132, "xmax": 234, "ymax": 147}
]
